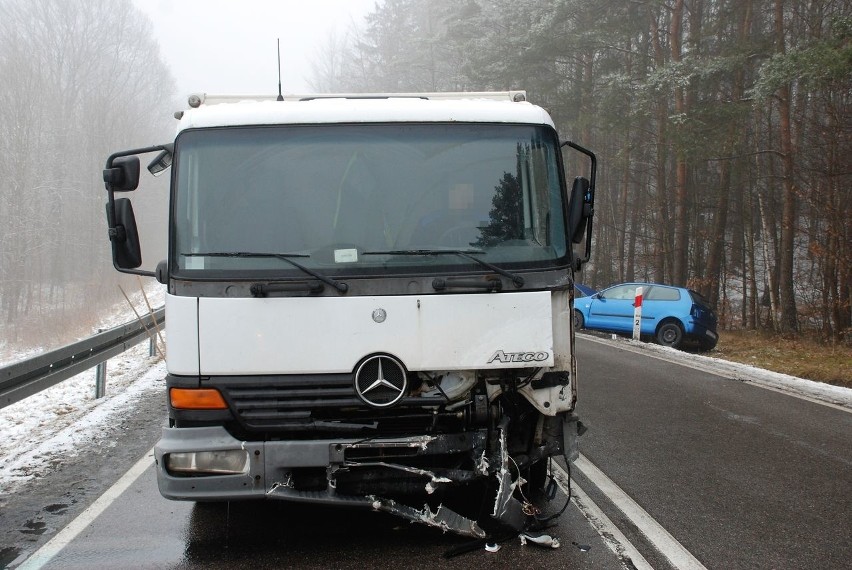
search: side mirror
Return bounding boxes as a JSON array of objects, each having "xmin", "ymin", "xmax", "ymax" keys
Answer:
[
  {"xmin": 561, "ymin": 141, "xmax": 596, "ymax": 270},
  {"xmin": 567, "ymin": 177, "xmax": 590, "ymax": 244},
  {"xmin": 101, "ymin": 145, "xmax": 170, "ymax": 278},
  {"xmin": 103, "ymin": 156, "xmax": 140, "ymax": 191},
  {"xmin": 106, "ymin": 198, "xmax": 143, "ymax": 269},
  {"xmin": 147, "ymin": 144, "xmax": 174, "ymax": 176}
]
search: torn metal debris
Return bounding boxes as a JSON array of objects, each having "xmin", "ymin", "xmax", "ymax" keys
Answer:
[
  {"xmin": 370, "ymin": 497, "xmax": 486, "ymax": 539},
  {"xmin": 520, "ymin": 532, "xmax": 561, "ymax": 549}
]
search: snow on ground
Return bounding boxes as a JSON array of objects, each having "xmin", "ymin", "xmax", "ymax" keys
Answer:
[
  {"xmin": 582, "ymin": 333, "xmax": 852, "ymax": 408},
  {"xmin": 0, "ymin": 285, "xmax": 166, "ymax": 496},
  {"xmin": 0, "ymin": 344, "xmax": 166, "ymax": 496},
  {"xmin": 2, "ymin": 320, "xmax": 850, "ymax": 499}
]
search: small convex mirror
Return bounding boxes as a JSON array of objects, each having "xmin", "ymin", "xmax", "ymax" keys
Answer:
[{"xmin": 147, "ymin": 144, "xmax": 174, "ymax": 176}]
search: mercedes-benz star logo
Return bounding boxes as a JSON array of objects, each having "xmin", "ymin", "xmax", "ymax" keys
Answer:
[
  {"xmin": 354, "ymin": 355, "xmax": 407, "ymax": 408},
  {"xmin": 372, "ymin": 308, "xmax": 387, "ymax": 323}
]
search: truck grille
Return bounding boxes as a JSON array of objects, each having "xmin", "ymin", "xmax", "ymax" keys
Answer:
[{"xmin": 206, "ymin": 375, "xmax": 446, "ymax": 436}]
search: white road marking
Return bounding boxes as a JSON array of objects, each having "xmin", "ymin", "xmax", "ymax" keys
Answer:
[
  {"xmin": 579, "ymin": 335, "xmax": 851, "ymax": 413},
  {"xmin": 14, "ymin": 443, "xmax": 700, "ymax": 570},
  {"xmin": 550, "ymin": 462, "xmax": 653, "ymax": 570},
  {"xmin": 16, "ymin": 448, "xmax": 155, "ymax": 570},
  {"xmin": 572, "ymin": 454, "xmax": 708, "ymax": 570},
  {"xmin": 732, "ymin": 380, "xmax": 851, "ymax": 413}
]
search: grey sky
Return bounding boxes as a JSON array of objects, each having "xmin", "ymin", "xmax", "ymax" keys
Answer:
[{"xmin": 132, "ymin": 0, "xmax": 379, "ymax": 96}]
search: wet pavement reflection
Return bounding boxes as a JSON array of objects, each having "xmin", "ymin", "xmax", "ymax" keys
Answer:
[
  {"xmin": 38, "ymin": 464, "xmax": 622, "ymax": 569},
  {"xmin": 33, "ymin": 462, "xmax": 620, "ymax": 570}
]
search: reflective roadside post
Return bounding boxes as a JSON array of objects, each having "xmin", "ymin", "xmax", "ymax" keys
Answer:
[{"xmin": 632, "ymin": 287, "xmax": 643, "ymax": 341}]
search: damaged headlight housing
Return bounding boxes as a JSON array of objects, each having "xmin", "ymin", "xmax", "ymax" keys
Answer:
[{"xmin": 165, "ymin": 450, "xmax": 249, "ymax": 476}]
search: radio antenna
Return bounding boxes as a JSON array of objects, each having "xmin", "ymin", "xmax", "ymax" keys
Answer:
[{"xmin": 276, "ymin": 38, "xmax": 284, "ymax": 101}]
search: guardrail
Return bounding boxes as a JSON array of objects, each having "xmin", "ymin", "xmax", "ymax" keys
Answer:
[{"xmin": 0, "ymin": 308, "xmax": 165, "ymax": 410}]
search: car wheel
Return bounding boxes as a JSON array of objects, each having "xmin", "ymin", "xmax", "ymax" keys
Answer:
[
  {"xmin": 573, "ymin": 310, "xmax": 585, "ymax": 330},
  {"xmin": 656, "ymin": 321, "xmax": 684, "ymax": 348}
]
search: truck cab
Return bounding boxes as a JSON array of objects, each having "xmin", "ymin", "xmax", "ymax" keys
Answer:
[{"xmin": 102, "ymin": 91, "xmax": 595, "ymax": 538}]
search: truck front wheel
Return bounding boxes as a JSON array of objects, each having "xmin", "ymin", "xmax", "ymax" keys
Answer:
[{"xmin": 573, "ymin": 310, "xmax": 585, "ymax": 330}]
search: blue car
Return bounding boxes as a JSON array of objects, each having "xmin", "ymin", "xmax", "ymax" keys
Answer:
[
  {"xmin": 573, "ymin": 282, "xmax": 718, "ymax": 351},
  {"xmin": 574, "ymin": 283, "xmax": 597, "ymax": 298}
]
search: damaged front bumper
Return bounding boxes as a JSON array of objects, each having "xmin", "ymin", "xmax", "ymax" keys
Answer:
[
  {"xmin": 155, "ymin": 426, "xmax": 493, "ymax": 536},
  {"xmin": 155, "ymin": 415, "xmax": 583, "ymax": 538}
]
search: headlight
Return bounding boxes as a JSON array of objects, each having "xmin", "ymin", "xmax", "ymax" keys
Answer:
[{"xmin": 166, "ymin": 450, "xmax": 249, "ymax": 475}]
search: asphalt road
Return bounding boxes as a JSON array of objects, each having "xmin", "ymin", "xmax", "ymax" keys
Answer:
[
  {"xmin": 573, "ymin": 335, "xmax": 852, "ymax": 569},
  {"xmin": 3, "ymin": 335, "xmax": 850, "ymax": 569},
  {"xmin": 24, "ymin": 463, "xmax": 627, "ymax": 570}
]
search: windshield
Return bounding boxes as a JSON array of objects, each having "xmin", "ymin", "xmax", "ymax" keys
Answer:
[{"xmin": 173, "ymin": 123, "xmax": 568, "ymax": 277}]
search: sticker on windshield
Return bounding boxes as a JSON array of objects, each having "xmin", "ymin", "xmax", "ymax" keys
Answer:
[{"xmin": 334, "ymin": 248, "xmax": 358, "ymax": 263}]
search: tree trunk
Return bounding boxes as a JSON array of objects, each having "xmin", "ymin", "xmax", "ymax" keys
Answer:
[
  {"xmin": 704, "ymin": 0, "xmax": 751, "ymax": 308},
  {"xmin": 649, "ymin": 6, "xmax": 670, "ymax": 283},
  {"xmin": 774, "ymin": 0, "xmax": 799, "ymax": 334},
  {"xmin": 758, "ymin": 191, "xmax": 780, "ymax": 331},
  {"xmin": 745, "ymin": 188, "xmax": 758, "ymax": 330},
  {"xmin": 671, "ymin": 0, "xmax": 688, "ymax": 286}
]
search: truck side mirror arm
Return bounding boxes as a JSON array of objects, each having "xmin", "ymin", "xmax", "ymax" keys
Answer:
[
  {"xmin": 561, "ymin": 141, "xmax": 596, "ymax": 270},
  {"xmin": 103, "ymin": 144, "xmax": 173, "ymax": 277}
]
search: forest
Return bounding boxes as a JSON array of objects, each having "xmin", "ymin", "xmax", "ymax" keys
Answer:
[
  {"xmin": 311, "ymin": 0, "xmax": 851, "ymax": 340},
  {"xmin": 0, "ymin": 0, "xmax": 174, "ymax": 357},
  {"xmin": 0, "ymin": 0, "xmax": 849, "ymax": 362}
]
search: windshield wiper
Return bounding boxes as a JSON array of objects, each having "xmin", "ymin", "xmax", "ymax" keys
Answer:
[
  {"xmin": 184, "ymin": 252, "xmax": 348, "ymax": 293},
  {"xmin": 363, "ymin": 249, "xmax": 524, "ymax": 288}
]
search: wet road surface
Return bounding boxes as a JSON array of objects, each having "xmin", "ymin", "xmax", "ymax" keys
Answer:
[
  {"xmin": 5, "ymin": 335, "xmax": 850, "ymax": 569},
  {"xmin": 33, "ymin": 460, "xmax": 624, "ymax": 569},
  {"xmin": 574, "ymin": 336, "xmax": 852, "ymax": 569}
]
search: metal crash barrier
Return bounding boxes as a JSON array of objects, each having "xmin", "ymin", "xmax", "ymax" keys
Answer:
[{"xmin": 0, "ymin": 308, "xmax": 164, "ymax": 409}]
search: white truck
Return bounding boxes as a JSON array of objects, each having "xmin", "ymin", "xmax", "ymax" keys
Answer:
[{"xmin": 103, "ymin": 91, "xmax": 596, "ymax": 539}]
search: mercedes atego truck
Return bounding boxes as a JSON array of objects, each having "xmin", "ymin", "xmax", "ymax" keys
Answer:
[{"xmin": 102, "ymin": 91, "xmax": 596, "ymax": 540}]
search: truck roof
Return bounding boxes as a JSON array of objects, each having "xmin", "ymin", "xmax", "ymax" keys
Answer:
[{"xmin": 175, "ymin": 92, "xmax": 556, "ymax": 132}]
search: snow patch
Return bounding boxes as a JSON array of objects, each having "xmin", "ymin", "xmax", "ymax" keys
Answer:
[
  {"xmin": 0, "ymin": 342, "xmax": 166, "ymax": 494},
  {"xmin": 582, "ymin": 334, "xmax": 852, "ymax": 409}
]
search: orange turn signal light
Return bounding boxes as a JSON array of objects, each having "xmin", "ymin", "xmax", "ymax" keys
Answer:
[{"xmin": 169, "ymin": 388, "xmax": 228, "ymax": 410}]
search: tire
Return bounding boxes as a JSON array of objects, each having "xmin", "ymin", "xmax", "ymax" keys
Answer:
[
  {"xmin": 656, "ymin": 321, "xmax": 684, "ymax": 348},
  {"xmin": 698, "ymin": 336, "xmax": 718, "ymax": 352},
  {"xmin": 573, "ymin": 310, "xmax": 585, "ymax": 330}
]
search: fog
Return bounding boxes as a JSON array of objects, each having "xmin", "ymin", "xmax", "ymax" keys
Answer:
[
  {"xmin": 133, "ymin": 0, "xmax": 378, "ymax": 95},
  {"xmin": 1, "ymin": 0, "xmax": 848, "ymax": 364},
  {"xmin": 0, "ymin": 0, "xmax": 379, "ymax": 362}
]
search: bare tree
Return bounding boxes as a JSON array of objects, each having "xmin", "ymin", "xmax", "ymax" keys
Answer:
[
  {"xmin": 307, "ymin": 27, "xmax": 352, "ymax": 92},
  {"xmin": 0, "ymin": 0, "xmax": 175, "ymax": 357}
]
